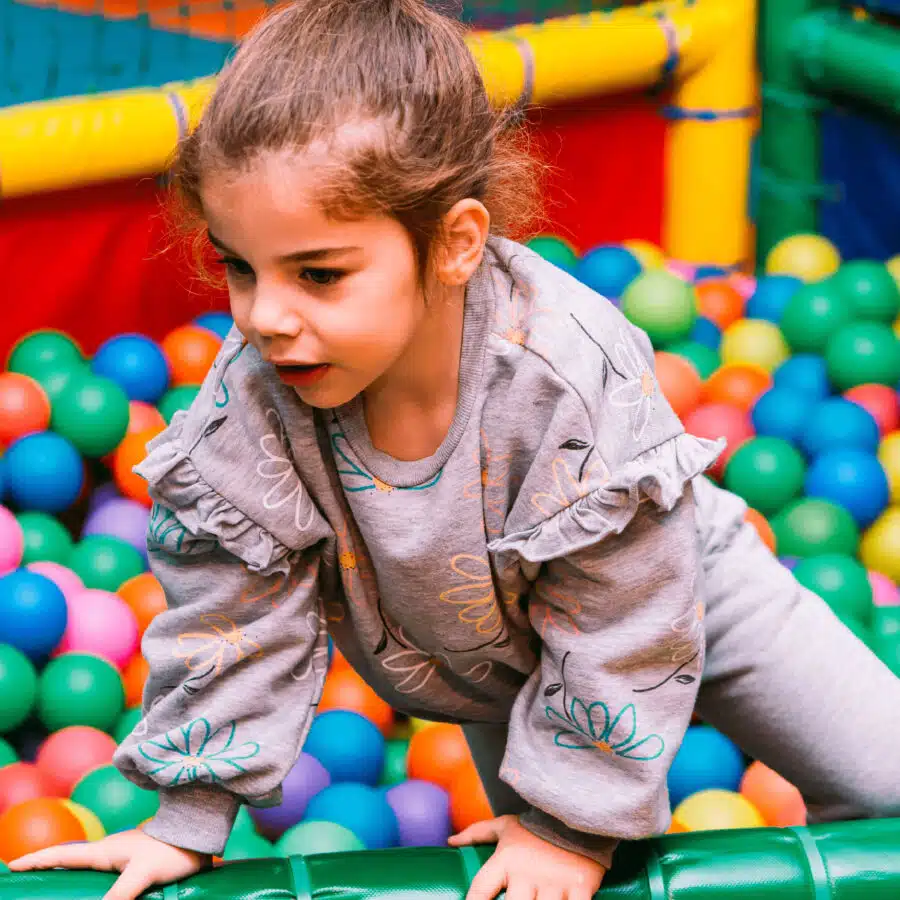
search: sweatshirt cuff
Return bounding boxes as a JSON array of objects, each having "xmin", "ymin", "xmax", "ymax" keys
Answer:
[
  {"xmin": 518, "ymin": 807, "xmax": 620, "ymax": 870},
  {"xmin": 140, "ymin": 784, "xmax": 241, "ymax": 856}
]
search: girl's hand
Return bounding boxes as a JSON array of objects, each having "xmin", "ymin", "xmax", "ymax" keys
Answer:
[
  {"xmin": 448, "ymin": 814, "xmax": 606, "ymax": 900},
  {"xmin": 7, "ymin": 828, "xmax": 211, "ymax": 900}
]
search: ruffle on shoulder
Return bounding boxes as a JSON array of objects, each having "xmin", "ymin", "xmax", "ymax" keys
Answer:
[{"xmin": 489, "ymin": 433, "xmax": 724, "ymax": 567}]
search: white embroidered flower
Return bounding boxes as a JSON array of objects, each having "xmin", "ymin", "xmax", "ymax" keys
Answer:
[
  {"xmin": 291, "ymin": 609, "xmax": 330, "ymax": 684},
  {"xmin": 608, "ymin": 329, "xmax": 656, "ymax": 441},
  {"xmin": 381, "ymin": 628, "xmax": 492, "ymax": 695},
  {"xmin": 257, "ymin": 408, "xmax": 316, "ymax": 530}
]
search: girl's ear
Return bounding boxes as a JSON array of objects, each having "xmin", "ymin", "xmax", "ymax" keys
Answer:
[{"xmin": 432, "ymin": 199, "xmax": 491, "ymax": 286}]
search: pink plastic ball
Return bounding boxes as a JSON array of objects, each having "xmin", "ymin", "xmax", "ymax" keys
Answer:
[
  {"xmin": 26, "ymin": 562, "xmax": 84, "ymax": 603},
  {"xmin": 0, "ymin": 505, "xmax": 24, "ymax": 576},
  {"xmin": 730, "ymin": 274, "xmax": 757, "ymax": 300},
  {"xmin": 870, "ymin": 570, "xmax": 900, "ymax": 608},
  {"xmin": 665, "ymin": 260, "xmax": 697, "ymax": 282},
  {"xmin": 55, "ymin": 588, "xmax": 140, "ymax": 669}
]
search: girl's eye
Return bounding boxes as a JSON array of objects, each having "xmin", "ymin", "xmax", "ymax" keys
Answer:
[
  {"xmin": 302, "ymin": 269, "xmax": 343, "ymax": 287},
  {"xmin": 215, "ymin": 256, "xmax": 255, "ymax": 278}
]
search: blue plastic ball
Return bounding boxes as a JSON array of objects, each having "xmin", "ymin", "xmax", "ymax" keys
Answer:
[
  {"xmin": 693, "ymin": 265, "xmax": 729, "ymax": 281},
  {"xmin": 800, "ymin": 398, "xmax": 881, "ymax": 457},
  {"xmin": 4, "ymin": 432, "xmax": 84, "ymax": 513},
  {"xmin": 0, "ymin": 570, "xmax": 68, "ymax": 660},
  {"xmin": 805, "ymin": 449, "xmax": 890, "ymax": 528},
  {"xmin": 194, "ymin": 312, "xmax": 235, "ymax": 341},
  {"xmin": 303, "ymin": 710, "xmax": 385, "ymax": 786},
  {"xmin": 574, "ymin": 245, "xmax": 642, "ymax": 299},
  {"xmin": 91, "ymin": 334, "xmax": 170, "ymax": 404},
  {"xmin": 667, "ymin": 725, "xmax": 746, "ymax": 808},
  {"xmin": 751, "ymin": 388, "xmax": 813, "ymax": 444},
  {"xmin": 0, "ymin": 456, "xmax": 7, "ymax": 503},
  {"xmin": 689, "ymin": 316, "xmax": 721, "ymax": 350},
  {"xmin": 746, "ymin": 275, "xmax": 802, "ymax": 324},
  {"xmin": 773, "ymin": 354, "xmax": 830, "ymax": 401},
  {"xmin": 304, "ymin": 783, "xmax": 399, "ymax": 849}
]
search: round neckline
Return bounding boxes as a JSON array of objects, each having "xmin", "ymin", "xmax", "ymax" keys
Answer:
[{"xmin": 334, "ymin": 253, "xmax": 495, "ymax": 489}]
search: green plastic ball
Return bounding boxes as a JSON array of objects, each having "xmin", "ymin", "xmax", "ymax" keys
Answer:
[
  {"xmin": 0, "ymin": 861, "xmax": 8, "ymax": 874},
  {"xmin": 526, "ymin": 236, "xmax": 579, "ymax": 272},
  {"xmin": 824, "ymin": 321, "xmax": 900, "ymax": 390},
  {"xmin": 275, "ymin": 820, "xmax": 366, "ymax": 857},
  {"xmin": 30, "ymin": 362, "xmax": 91, "ymax": 406},
  {"xmin": 69, "ymin": 535, "xmax": 144, "ymax": 592},
  {"xmin": 232, "ymin": 805, "xmax": 259, "ymax": 836},
  {"xmin": 158, "ymin": 385, "xmax": 201, "ymax": 424},
  {"xmin": 0, "ymin": 736, "xmax": 18, "ymax": 767},
  {"xmin": 16, "ymin": 512, "xmax": 74, "ymax": 565},
  {"xmin": 112, "ymin": 706, "xmax": 144, "ymax": 744},
  {"xmin": 621, "ymin": 271, "xmax": 697, "ymax": 346},
  {"xmin": 666, "ymin": 341, "xmax": 720, "ymax": 380},
  {"xmin": 832, "ymin": 260, "xmax": 900, "ymax": 323},
  {"xmin": 793, "ymin": 554, "xmax": 873, "ymax": 626},
  {"xmin": 71, "ymin": 764, "xmax": 159, "ymax": 834},
  {"xmin": 0, "ymin": 643, "xmax": 38, "ymax": 733},
  {"xmin": 771, "ymin": 498, "xmax": 860, "ymax": 559},
  {"xmin": 840, "ymin": 615, "xmax": 873, "ymax": 649},
  {"xmin": 379, "ymin": 739, "xmax": 409, "ymax": 786},
  {"xmin": 723, "ymin": 437, "xmax": 806, "ymax": 516},
  {"xmin": 779, "ymin": 278, "xmax": 853, "ymax": 353},
  {"xmin": 50, "ymin": 373, "xmax": 130, "ymax": 458},
  {"xmin": 224, "ymin": 830, "xmax": 275, "ymax": 861},
  {"xmin": 7, "ymin": 331, "xmax": 83, "ymax": 379},
  {"xmin": 37, "ymin": 652, "xmax": 125, "ymax": 733},
  {"xmin": 873, "ymin": 607, "xmax": 900, "ymax": 677}
]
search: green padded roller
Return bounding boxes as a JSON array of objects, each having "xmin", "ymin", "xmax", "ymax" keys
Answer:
[{"xmin": 2, "ymin": 819, "xmax": 900, "ymax": 899}]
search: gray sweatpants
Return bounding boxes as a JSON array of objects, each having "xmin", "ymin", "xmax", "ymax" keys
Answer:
[{"xmin": 464, "ymin": 477, "xmax": 900, "ymax": 827}]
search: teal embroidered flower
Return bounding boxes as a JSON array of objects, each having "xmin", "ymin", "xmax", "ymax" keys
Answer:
[
  {"xmin": 214, "ymin": 338, "xmax": 247, "ymax": 408},
  {"xmin": 138, "ymin": 718, "xmax": 261, "ymax": 786},
  {"xmin": 149, "ymin": 504, "xmax": 187, "ymax": 552},
  {"xmin": 545, "ymin": 696, "xmax": 665, "ymax": 761},
  {"xmin": 331, "ymin": 432, "xmax": 442, "ymax": 493}
]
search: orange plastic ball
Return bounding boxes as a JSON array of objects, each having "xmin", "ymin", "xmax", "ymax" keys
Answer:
[
  {"xmin": 127, "ymin": 401, "xmax": 166, "ymax": 436},
  {"xmin": 113, "ymin": 426, "xmax": 165, "ymax": 506},
  {"xmin": 683, "ymin": 403, "xmax": 755, "ymax": 480},
  {"xmin": 161, "ymin": 326, "xmax": 221, "ymax": 387},
  {"xmin": 655, "ymin": 352, "xmax": 702, "ymax": 421},
  {"xmin": 117, "ymin": 572, "xmax": 167, "ymax": 637},
  {"xmin": 740, "ymin": 762, "xmax": 807, "ymax": 827},
  {"xmin": 328, "ymin": 645, "xmax": 354, "ymax": 674},
  {"xmin": 844, "ymin": 384, "xmax": 900, "ymax": 436},
  {"xmin": 318, "ymin": 668, "xmax": 395, "ymax": 735},
  {"xmin": 666, "ymin": 816, "xmax": 689, "ymax": 834},
  {"xmin": 0, "ymin": 763, "xmax": 59, "ymax": 816},
  {"xmin": 122, "ymin": 654, "xmax": 149, "ymax": 708},
  {"xmin": 744, "ymin": 508, "xmax": 776, "ymax": 554},
  {"xmin": 406, "ymin": 724, "xmax": 472, "ymax": 791},
  {"xmin": 0, "ymin": 373, "xmax": 51, "ymax": 445},
  {"xmin": 702, "ymin": 364, "xmax": 772, "ymax": 413},
  {"xmin": 0, "ymin": 798, "xmax": 86, "ymax": 863},
  {"xmin": 449, "ymin": 762, "xmax": 493, "ymax": 831},
  {"xmin": 35, "ymin": 726, "xmax": 118, "ymax": 797},
  {"xmin": 695, "ymin": 279, "xmax": 745, "ymax": 330}
]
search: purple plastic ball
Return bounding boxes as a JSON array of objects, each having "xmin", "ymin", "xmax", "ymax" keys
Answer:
[
  {"xmin": 384, "ymin": 779, "xmax": 452, "ymax": 847},
  {"xmin": 249, "ymin": 752, "xmax": 331, "ymax": 838},
  {"xmin": 82, "ymin": 498, "xmax": 151, "ymax": 561},
  {"xmin": 87, "ymin": 483, "xmax": 122, "ymax": 514}
]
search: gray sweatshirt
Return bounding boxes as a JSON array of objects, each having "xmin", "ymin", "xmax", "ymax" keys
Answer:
[{"xmin": 113, "ymin": 236, "xmax": 722, "ymax": 867}]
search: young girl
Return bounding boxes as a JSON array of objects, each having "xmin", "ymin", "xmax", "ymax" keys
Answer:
[{"xmin": 10, "ymin": 1, "xmax": 900, "ymax": 898}]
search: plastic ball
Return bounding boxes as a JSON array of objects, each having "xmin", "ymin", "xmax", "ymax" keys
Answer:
[
  {"xmin": 674, "ymin": 789, "xmax": 766, "ymax": 832},
  {"xmin": 222, "ymin": 829, "xmax": 275, "ymax": 861},
  {"xmin": 50, "ymin": 374, "xmax": 130, "ymax": 458},
  {"xmin": 121, "ymin": 654, "xmax": 148, "ymax": 708},
  {"xmin": 112, "ymin": 707, "xmax": 143, "ymax": 745},
  {"xmin": 116, "ymin": 572, "xmax": 167, "ymax": 637},
  {"xmin": 0, "ymin": 570, "xmax": 67, "ymax": 661},
  {"xmin": 805, "ymin": 449, "xmax": 889, "ymax": 527},
  {"xmin": 70, "ymin": 764, "xmax": 159, "ymax": 834},
  {"xmin": 751, "ymin": 388, "xmax": 812, "ymax": 444},
  {"xmin": 55, "ymin": 589, "xmax": 140, "ymax": 669},
  {"xmin": 665, "ymin": 260, "xmax": 696, "ymax": 282},
  {"xmin": 82, "ymin": 499, "xmax": 150, "ymax": 561},
  {"xmin": 771, "ymin": 498, "xmax": 860, "ymax": 559},
  {"xmin": 765, "ymin": 233, "xmax": 840, "ymax": 282},
  {"xmin": 825, "ymin": 321, "xmax": 900, "ymax": 390},
  {"xmin": 7, "ymin": 331, "xmax": 83, "ymax": 380},
  {"xmin": 799, "ymin": 398, "xmax": 880, "ymax": 459},
  {"xmin": 0, "ymin": 507, "xmax": 23, "ymax": 577},
  {"xmin": 448, "ymin": 763, "xmax": 493, "ymax": 831},
  {"xmin": 127, "ymin": 401, "xmax": 166, "ymax": 436},
  {"xmin": 16, "ymin": 513, "xmax": 73, "ymax": 567},
  {"xmin": 91, "ymin": 334, "xmax": 170, "ymax": 405},
  {"xmin": 878, "ymin": 431, "xmax": 900, "ymax": 504},
  {"xmin": 724, "ymin": 437, "xmax": 806, "ymax": 516},
  {"xmin": 37, "ymin": 653, "xmax": 125, "ymax": 733},
  {"xmin": 35, "ymin": 726, "xmax": 118, "ymax": 796},
  {"xmin": 0, "ymin": 374, "xmax": 50, "ymax": 446},
  {"xmin": 275, "ymin": 820, "xmax": 364, "ymax": 857},
  {"xmin": 690, "ymin": 317, "xmax": 722, "ymax": 349},
  {"xmin": 113, "ymin": 426, "xmax": 165, "ymax": 506},
  {"xmin": 526, "ymin": 236, "xmax": 579, "ymax": 273},
  {"xmin": 780, "ymin": 279, "xmax": 853, "ymax": 354},
  {"xmin": 773, "ymin": 354, "xmax": 830, "ymax": 401},
  {"xmin": 667, "ymin": 726, "xmax": 746, "ymax": 808},
  {"xmin": 161, "ymin": 325, "xmax": 221, "ymax": 387},
  {"xmin": 318, "ymin": 667, "xmax": 395, "ymax": 735},
  {"xmin": 653, "ymin": 352, "xmax": 702, "ymax": 420},
  {"xmin": 28, "ymin": 362, "xmax": 88, "ymax": 407},
  {"xmin": 694, "ymin": 279, "xmax": 745, "ymax": 330},
  {"xmin": 621, "ymin": 271, "xmax": 697, "ymax": 345},
  {"xmin": 0, "ymin": 738, "xmax": 16, "ymax": 767},
  {"xmin": 575, "ymin": 245, "xmax": 642, "ymax": 298},
  {"xmin": 793, "ymin": 554, "xmax": 873, "ymax": 625},
  {"xmin": 0, "ymin": 762, "xmax": 58, "ymax": 814},
  {"xmin": 303, "ymin": 783, "xmax": 399, "ymax": 849},
  {"xmin": 60, "ymin": 799, "xmax": 106, "ymax": 841},
  {"xmin": 194, "ymin": 312, "xmax": 235, "ymax": 341},
  {"xmin": 0, "ymin": 797, "xmax": 86, "ymax": 862},
  {"xmin": 720, "ymin": 320, "xmax": 789, "ymax": 373},
  {"xmin": 303, "ymin": 710, "xmax": 385, "ymax": 786},
  {"xmin": 870, "ymin": 570, "xmax": 900, "ymax": 607},
  {"xmin": 831, "ymin": 260, "xmax": 900, "ymax": 323},
  {"xmin": 380, "ymin": 739, "xmax": 409, "ymax": 786},
  {"xmin": 739, "ymin": 762, "xmax": 806, "ymax": 827},
  {"xmin": 4, "ymin": 432, "xmax": 84, "ymax": 513},
  {"xmin": 844, "ymin": 385, "xmax": 899, "ymax": 436},
  {"xmin": 248, "ymin": 752, "xmax": 331, "ymax": 838},
  {"xmin": 385, "ymin": 779, "xmax": 452, "ymax": 847},
  {"xmin": 24, "ymin": 562, "xmax": 83, "ymax": 603},
  {"xmin": 157, "ymin": 385, "xmax": 201, "ymax": 423},
  {"xmin": 0, "ymin": 644, "xmax": 38, "ymax": 733},
  {"xmin": 859, "ymin": 507, "xmax": 900, "ymax": 583},
  {"xmin": 888, "ymin": 254, "xmax": 900, "ymax": 288},
  {"xmin": 666, "ymin": 341, "xmax": 720, "ymax": 380},
  {"xmin": 745, "ymin": 508, "xmax": 776, "ymax": 553},
  {"xmin": 406, "ymin": 724, "xmax": 471, "ymax": 791},
  {"xmin": 68, "ymin": 536, "xmax": 144, "ymax": 593},
  {"xmin": 746, "ymin": 275, "xmax": 802, "ymax": 323},
  {"xmin": 683, "ymin": 404, "xmax": 753, "ymax": 480},
  {"xmin": 621, "ymin": 239, "xmax": 665, "ymax": 270}
]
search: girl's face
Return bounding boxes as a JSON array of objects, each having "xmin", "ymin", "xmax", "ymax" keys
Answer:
[{"xmin": 201, "ymin": 151, "xmax": 427, "ymax": 409}]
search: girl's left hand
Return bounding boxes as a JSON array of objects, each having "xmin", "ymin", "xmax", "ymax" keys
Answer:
[{"xmin": 448, "ymin": 814, "xmax": 607, "ymax": 900}]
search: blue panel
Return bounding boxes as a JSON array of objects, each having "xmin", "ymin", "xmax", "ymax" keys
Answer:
[{"xmin": 819, "ymin": 106, "xmax": 900, "ymax": 260}]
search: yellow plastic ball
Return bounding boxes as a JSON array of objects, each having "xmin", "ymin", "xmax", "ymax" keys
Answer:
[
  {"xmin": 408, "ymin": 717, "xmax": 441, "ymax": 735},
  {"xmin": 622, "ymin": 239, "xmax": 665, "ymax": 271},
  {"xmin": 887, "ymin": 255, "xmax": 900, "ymax": 290},
  {"xmin": 765, "ymin": 234, "xmax": 841, "ymax": 283},
  {"xmin": 60, "ymin": 799, "xmax": 107, "ymax": 841},
  {"xmin": 673, "ymin": 790, "xmax": 766, "ymax": 832},
  {"xmin": 860, "ymin": 507, "xmax": 900, "ymax": 583},
  {"xmin": 879, "ymin": 432, "xmax": 900, "ymax": 505},
  {"xmin": 720, "ymin": 319, "xmax": 790, "ymax": 373}
]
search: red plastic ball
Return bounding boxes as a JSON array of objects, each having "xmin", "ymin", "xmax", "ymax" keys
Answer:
[
  {"xmin": 0, "ymin": 763, "xmax": 60, "ymax": 816},
  {"xmin": 0, "ymin": 373, "xmax": 51, "ymax": 445},
  {"xmin": 35, "ymin": 726, "xmax": 118, "ymax": 797},
  {"xmin": 844, "ymin": 384, "xmax": 900, "ymax": 436},
  {"xmin": 683, "ymin": 403, "xmax": 755, "ymax": 480}
]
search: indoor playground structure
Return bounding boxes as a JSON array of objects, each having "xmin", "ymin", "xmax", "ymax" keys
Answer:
[{"xmin": 3, "ymin": 0, "xmax": 900, "ymax": 896}]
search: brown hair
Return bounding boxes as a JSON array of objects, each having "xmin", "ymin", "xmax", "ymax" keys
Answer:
[{"xmin": 172, "ymin": 0, "xmax": 543, "ymax": 279}]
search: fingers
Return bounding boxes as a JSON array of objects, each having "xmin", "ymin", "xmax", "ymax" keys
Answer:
[
  {"xmin": 103, "ymin": 864, "xmax": 156, "ymax": 900},
  {"xmin": 7, "ymin": 843, "xmax": 111, "ymax": 872},
  {"xmin": 466, "ymin": 857, "xmax": 508, "ymax": 900},
  {"xmin": 505, "ymin": 879, "xmax": 537, "ymax": 900},
  {"xmin": 449, "ymin": 818, "xmax": 505, "ymax": 846}
]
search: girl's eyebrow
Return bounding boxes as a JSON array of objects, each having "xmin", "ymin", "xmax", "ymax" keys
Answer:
[{"xmin": 207, "ymin": 230, "xmax": 361, "ymax": 262}]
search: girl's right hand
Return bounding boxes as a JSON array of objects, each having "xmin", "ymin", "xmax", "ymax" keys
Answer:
[{"xmin": 7, "ymin": 828, "xmax": 212, "ymax": 900}]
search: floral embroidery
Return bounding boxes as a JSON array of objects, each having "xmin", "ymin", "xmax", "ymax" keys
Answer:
[
  {"xmin": 174, "ymin": 613, "xmax": 263, "ymax": 680},
  {"xmin": 239, "ymin": 557, "xmax": 317, "ymax": 610},
  {"xmin": 440, "ymin": 554, "xmax": 517, "ymax": 639},
  {"xmin": 291, "ymin": 609, "xmax": 329, "ymax": 685},
  {"xmin": 149, "ymin": 504, "xmax": 187, "ymax": 552},
  {"xmin": 331, "ymin": 432, "xmax": 441, "ymax": 493},
  {"xmin": 464, "ymin": 430, "xmax": 511, "ymax": 538},
  {"xmin": 138, "ymin": 718, "xmax": 261, "ymax": 786},
  {"xmin": 531, "ymin": 575, "xmax": 582, "ymax": 640},
  {"xmin": 492, "ymin": 268, "xmax": 553, "ymax": 354},
  {"xmin": 531, "ymin": 455, "xmax": 610, "ymax": 520},
  {"xmin": 671, "ymin": 602, "xmax": 704, "ymax": 664},
  {"xmin": 257, "ymin": 408, "xmax": 316, "ymax": 531},
  {"xmin": 334, "ymin": 519, "xmax": 377, "ymax": 617},
  {"xmin": 213, "ymin": 338, "xmax": 247, "ymax": 408},
  {"xmin": 608, "ymin": 328, "xmax": 657, "ymax": 442}
]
